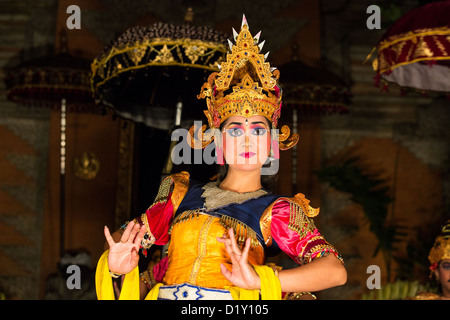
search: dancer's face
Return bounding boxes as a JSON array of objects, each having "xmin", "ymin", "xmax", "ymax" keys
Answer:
[
  {"xmin": 434, "ymin": 259, "xmax": 450, "ymax": 296},
  {"xmin": 221, "ymin": 115, "xmax": 271, "ymax": 172}
]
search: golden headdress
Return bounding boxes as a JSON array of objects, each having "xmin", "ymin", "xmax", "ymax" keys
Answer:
[
  {"xmin": 428, "ymin": 219, "xmax": 450, "ymax": 270},
  {"xmin": 190, "ymin": 15, "xmax": 298, "ymax": 150}
]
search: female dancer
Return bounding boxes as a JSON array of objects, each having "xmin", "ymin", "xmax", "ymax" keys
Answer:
[{"xmin": 96, "ymin": 17, "xmax": 346, "ymax": 300}]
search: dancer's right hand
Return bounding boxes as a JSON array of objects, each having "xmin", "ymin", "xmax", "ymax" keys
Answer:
[{"xmin": 104, "ymin": 221, "xmax": 147, "ymax": 275}]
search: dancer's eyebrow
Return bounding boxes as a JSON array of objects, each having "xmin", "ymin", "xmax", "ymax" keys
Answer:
[
  {"xmin": 249, "ymin": 121, "xmax": 268, "ymax": 126},
  {"xmin": 227, "ymin": 122, "xmax": 243, "ymax": 126},
  {"xmin": 226, "ymin": 121, "xmax": 268, "ymax": 126}
]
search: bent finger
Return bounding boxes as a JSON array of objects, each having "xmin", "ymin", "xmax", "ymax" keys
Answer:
[
  {"xmin": 120, "ymin": 221, "xmax": 135, "ymax": 243},
  {"xmin": 223, "ymin": 238, "xmax": 241, "ymax": 266},
  {"xmin": 127, "ymin": 222, "xmax": 140, "ymax": 243},
  {"xmin": 241, "ymin": 238, "xmax": 251, "ymax": 263},
  {"xmin": 228, "ymin": 228, "xmax": 242, "ymax": 256},
  {"xmin": 216, "ymin": 236, "xmax": 231, "ymax": 246},
  {"xmin": 219, "ymin": 263, "xmax": 233, "ymax": 282},
  {"xmin": 133, "ymin": 224, "xmax": 147, "ymax": 246},
  {"xmin": 131, "ymin": 247, "xmax": 140, "ymax": 266}
]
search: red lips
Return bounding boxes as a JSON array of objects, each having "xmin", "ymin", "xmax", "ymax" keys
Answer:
[{"xmin": 239, "ymin": 152, "xmax": 255, "ymax": 158}]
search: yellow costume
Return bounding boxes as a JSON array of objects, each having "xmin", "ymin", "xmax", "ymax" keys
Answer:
[
  {"xmin": 96, "ymin": 171, "xmax": 341, "ymax": 300},
  {"xmin": 95, "ymin": 15, "xmax": 342, "ymax": 300}
]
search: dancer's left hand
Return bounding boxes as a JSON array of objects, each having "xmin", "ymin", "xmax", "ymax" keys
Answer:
[{"xmin": 217, "ymin": 228, "xmax": 261, "ymax": 290}]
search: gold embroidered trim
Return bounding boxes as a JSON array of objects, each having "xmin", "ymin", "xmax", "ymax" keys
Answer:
[
  {"xmin": 298, "ymin": 235, "xmax": 323, "ymax": 258},
  {"xmin": 219, "ymin": 215, "xmax": 260, "ymax": 248},
  {"xmin": 302, "ymin": 243, "xmax": 343, "ymax": 265},
  {"xmin": 260, "ymin": 203, "xmax": 275, "ymax": 247},
  {"xmin": 288, "ymin": 202, "xmax": 316, "ymax": 238},
  {"xmin": 377, "ymin": 27, "xmax": 450, "ymax": 51},
  {"xmin": 260, "ymin": 195, "xmax": 319, "ymax": 247},
  {"xmin": 139, "ymin": 171, "xmax": 189, "ymax": 248},
  {"xmin": 170, "ymin": 209, "xmax": 261, "ymax": 248},
  {"xmin": 202, "ymin": 181, "xmax": 268, "ymax": 210},
  {"xmin": 170, "ymin": 171, "xmax": 190, "ymax": 214},
  {"xmin": 148, "ymin": 176, "xmax": 173, "ymax": 209},
  {"xmin": 298, "ymin": 235, "xmax": 344, "ymax": 265},
  {"xmin": 168, "ymin": 209, "xmax": 201, "ymax": 234},
  {"xmin": 284, "ymin": 292, "xmax": 317, "ymax": 300},
  {"xmin": 91, "ymin": 38, "xmax": 227, "ymax": 92},
  {"xmin": 189, "ymin": 215, "xmax": 215, "ymax": 284},
  {"xmin": 290, "ymin": 193, "xmax": 320, "ymax": 218},
  {"xmin": 370, "ymin": 26, "xmax": 450, "ymax": 74},
  {"xmin": 137, "ymin": 175, "xmax": 172, "ymax": 249}
]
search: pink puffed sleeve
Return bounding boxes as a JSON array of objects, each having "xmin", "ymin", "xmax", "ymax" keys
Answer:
[{"xmin": 270, "ymin": 197, "xmax": 343, "ymax": 265}]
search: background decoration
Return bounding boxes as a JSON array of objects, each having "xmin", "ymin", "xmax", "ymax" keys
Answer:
[
  {"xmin": 369, "ymin": 0, "xmax": 450, "ymax": 93},
  {"xmin": 279, "ymin": 43, "xmax": 352, "ymax": 114},
  {"xmin": 4, "ymin": 34, "xmax": 97, "ymax": 259}
]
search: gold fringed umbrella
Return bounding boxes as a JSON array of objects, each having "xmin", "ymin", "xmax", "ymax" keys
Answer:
[
  {"xmin": 90, "ymin": 20, "xmax": 228, "ymax": 130},
  {"xmin": 369, "ymin": 1, "xmax": 450, "ymax": 93}
]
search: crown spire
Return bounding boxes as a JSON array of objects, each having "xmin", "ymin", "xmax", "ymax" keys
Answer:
[
  {"xmin": 241, "ymin": 14, "xmax": 248, "ymax": 29},
  {"xmin": 232, "ymin": 27, "xmax": 239, "ymax": 41},
  {"xmin": 253, "ymin": 31, "xmax": 261, "ymax": 44},
  {"xmin": 257, "ymin": 39, "xmax": 265, "ymax": 52},
  {"xmin": 227, "ymin": 38, "xmax": 233, "ymax": 52}
]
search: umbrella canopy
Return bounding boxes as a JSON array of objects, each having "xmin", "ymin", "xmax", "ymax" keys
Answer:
[
  {"xmin": 4, "ymin": 52, "xmax": 95, "ymax": 112},
  {"xmin": 371, "ymin": 0, "xmax": 450, "ymax": 93},
  {"xmin": 90, "ymin": 22, "xmax": 228, "ymax": 129},
  {"xmin": 279, "ymin": 59, "xmax": 351, "ymax": 114}
]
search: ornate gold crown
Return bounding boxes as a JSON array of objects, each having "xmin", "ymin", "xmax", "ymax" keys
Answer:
[
  {"xmin": 191, "ymin": 15, "xmax": 298, "ymax": 150},
  {"xmin": 428, "ymin": 220, "xmax": 450, "ymax": 269}
]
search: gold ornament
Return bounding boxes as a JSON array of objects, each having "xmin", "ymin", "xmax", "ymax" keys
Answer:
[
  {"xmin": 191, "ymin": 14, "xmax": 298, "ymax": 150},
  {"xmin": 73, "ymin": 152, "xmax": 100, "ymax": 180}
]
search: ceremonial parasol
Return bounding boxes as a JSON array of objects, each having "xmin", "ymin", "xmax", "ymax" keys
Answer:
[
  {"xmin": 4, "ymin": 39, "xmax": 96, "ymax": 258},
  {"xmin": 369, "ymin": 0, "xmax": 450, "ymax": 93},
  {"xmin": 90, "ymin": 20, "xmax": 228, "ymax": 130},
  {"xmin": 90, "ymin": 17, "xmax": 229, "ymax": 206},
  {"xmin": 279, "ymin": 60, "xmax": 351, "ymax": 114},
  {"xmin": 5, "ymin": 52, "xmax": 93, "ymax": 111}
]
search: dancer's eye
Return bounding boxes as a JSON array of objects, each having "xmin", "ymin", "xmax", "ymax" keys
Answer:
[
  {"xmin": 227, "ymin": 128, "xmax": 244, "ymax": 137},
  {"xmin": 252, "ymin": 127, "xmax": 267, "ymax": 136},
  {"xmin": 441, "ymin": 262, "xmax": 450, "ymax": 270}
]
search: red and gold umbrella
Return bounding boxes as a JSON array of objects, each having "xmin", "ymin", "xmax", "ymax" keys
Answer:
[{"xmin": 370, "ymin": 0, "xmax": 450, "ymax": 93}]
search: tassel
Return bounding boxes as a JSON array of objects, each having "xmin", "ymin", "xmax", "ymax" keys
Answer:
[
  {"xmin": 288, "ymin": 202, "xmax": 315, "ymax": 238},
  {"xmin": 288, "ymin": 202, "xmax": 304, "ymax": 236},
  {"xmin": 169, "ymin": 209, "xmax": 201, "ymax": 233},
  {"xmin": 219, "ymin": 215, "xmax": 259, "ymax": 248}
]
